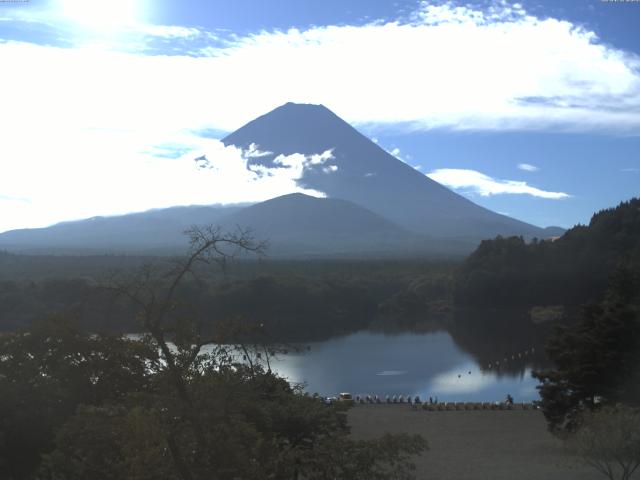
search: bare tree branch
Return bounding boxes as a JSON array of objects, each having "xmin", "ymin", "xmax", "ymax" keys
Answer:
[{"xmin": 102, "ymin": 223, "xmax": 266, "ymax": 480}]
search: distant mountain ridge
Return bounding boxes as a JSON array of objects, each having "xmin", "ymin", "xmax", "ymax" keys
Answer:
[
  {"xmin": 0, "ymin": 205, "xmax": 243, "ymax": 254},
  {"xmin": 223, "ymin": 102, "xmax": 553, "ymax": 239},
  {"xmin": 225, "ymin": 193, "xmax": 404, "ymax": 237},
  {"xmin": 0, "ymin": 194, "xmax": 475, "ymax": 257},
  {"xmin": 219, "ymin": 193, "xmax": 422, "ymax": 256}
]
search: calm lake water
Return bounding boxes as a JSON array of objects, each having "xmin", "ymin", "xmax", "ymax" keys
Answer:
[{"xmin": 266, "ymin": 331, "xmax": 541, "ymax": 403}]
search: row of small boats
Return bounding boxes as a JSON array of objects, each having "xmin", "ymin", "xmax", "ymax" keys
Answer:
[
  {"xmin": 486, "ymin": 347, "xmax": 536, "ymax": 370},
  {"xmin": 318, "ymin": 393, "xmax": 535, "ymax": 410}
]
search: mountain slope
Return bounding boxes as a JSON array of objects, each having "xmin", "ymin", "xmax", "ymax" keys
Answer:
[
  {"xmin": 221, "ymin": 193, "xmax": 479, "ymax": 257},
  {"xmin": 223, "ymin": 193, "xmax": 402, "ymax": 237},
  {"xmin": 218, "ymin": 193, "xmax": 422, "ymax": 256},
  {"xmin": 223, "ymin": 102, "xmax": 551, "ymax": 238},
  {"xmin": 0, "ymin": 205, "xmax": 243, "ymax": 254},
  {"xmin": 0, "ymin": 194, "xmax": 471, "ymax": 257}
]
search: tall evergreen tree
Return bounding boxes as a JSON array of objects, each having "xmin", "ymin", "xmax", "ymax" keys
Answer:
[{"xmin": 533, "ymin": 266, "xmax": 640, "ymax": 433}]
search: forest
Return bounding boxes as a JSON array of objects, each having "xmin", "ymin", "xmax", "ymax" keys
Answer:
[
  {"xmin": 0, "ymin": 253, "xmax": 455, "ymax": 341},
  {"xmin": 1, "ymin": 199, "xmax": 640, "ymax": 479},
  {"xmin": 454, "ymin": 198, "xmax": 640, "ymax": 310}
]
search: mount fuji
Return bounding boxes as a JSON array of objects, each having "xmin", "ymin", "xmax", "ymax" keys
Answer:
[
  {"xmin": 223, "ymin": 102, "xmax": 558, "ymax": 239},
  {"xmin": 0, "ymin": 103, "xmax": 562, "ymax": 256}
]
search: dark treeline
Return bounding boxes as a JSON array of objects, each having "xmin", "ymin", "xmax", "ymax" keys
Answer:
[
  {"xmin": 0, "ymin": 251, "xmax": 458, "ymax": 282},
  {"xmin": 3, "ymin": 198, "xmax": 639, "ymax": 327},
  {"xmin": 454, "ymin": 198, "xmax": 640, "ymax": 309},
  {"xmin": 0, "ymin": 257, "xmax": 456, "ymax": 342},
  {"xmin": 0, "ymin": 251, "xmax": 160, "ymax": 282},
  {"xmin": 533, "ymin": 265, "xmax": 640, "ymax": 433}
]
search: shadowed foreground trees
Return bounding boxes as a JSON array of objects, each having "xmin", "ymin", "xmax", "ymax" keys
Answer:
[
  {"xmin": 533, "ymin": 267, "xmax": 640, "ymax": 434},
  {"xmin": 34, "ymin": 365, "xmax": 426, "ymax": 480},
  {"xmin": 0, "ymin": 316, "xmax": 158, "ymax": 479},
  {"xmin": 0, "ymin": 226, "xmax": 427, "ymax": 480}
]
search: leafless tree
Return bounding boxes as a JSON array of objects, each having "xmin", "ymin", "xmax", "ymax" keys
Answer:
[
  {"xmin": 567, "ymin": 405, "xmax": 640, "ymax": 480},
  {"xmin": 107, "ymin": 225, "xmax": 266, "ymax": 480}
]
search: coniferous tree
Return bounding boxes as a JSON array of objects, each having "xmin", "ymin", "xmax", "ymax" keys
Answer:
[{"xmin": 533, "ymin": 266, "xmax": 640, "ymax": 433}]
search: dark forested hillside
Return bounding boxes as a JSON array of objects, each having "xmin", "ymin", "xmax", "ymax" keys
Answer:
[
  {"xmin": 0, "ymin": 257, "xmax": 456, "ymax": 341},
  {"xmin": 454, "ymin": 198, "xmax": 640, "ymax": 308}
]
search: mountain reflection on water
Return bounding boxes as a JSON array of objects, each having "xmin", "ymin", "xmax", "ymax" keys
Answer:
[{"xmin": 268, "ymin": 329, "xmax": 545, "ymax": 402}]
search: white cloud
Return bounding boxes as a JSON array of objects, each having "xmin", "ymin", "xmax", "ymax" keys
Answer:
[
  {"xmin": 193, "ymin": 1, "xmax": 640, "ymax": 133},
  {"xmin": 307, "ymin": 149, "xmax": 335, "ymax": 165},
  {"xmin": 388, "ymin": 147, "xmax": 411, "ymax": 164},
  {"xmin": 133, "ymin": 24, "xmax": 201, "ymax": 39},
  {"xmin": 0, "ymin": 130, "xmax": 331, "ymax": 233},
  {"xmin": 1, "ymin": 1, "xmax": 639, "ymax": 134},
  {"xmin": 0, "ymin": 1, "xmax": 636, "ymax": 230},
  {"xmin": 518, "ymin": 163, "xmax": 539, "ymax": 172},
  {"xmin": 427, "ymin": 168, "xmax": 570, "ymax": 199},
  {"xmin": 243, "ymin": 143, "xmax": 273, "ymax": 158}
]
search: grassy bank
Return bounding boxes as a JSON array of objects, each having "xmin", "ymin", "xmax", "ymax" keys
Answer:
[{"xmin": 348, "ymin": 405, "xmax": 600, "ymax": 480}]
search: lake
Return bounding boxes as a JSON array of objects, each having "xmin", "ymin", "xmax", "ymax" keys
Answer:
[{"xmin": 266, "ymin": 330, "xmax": 541, "ymax": 403}]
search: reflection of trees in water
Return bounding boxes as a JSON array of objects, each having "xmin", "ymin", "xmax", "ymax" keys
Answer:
[
  {"xmin": 359, "ymin": 307, "xmax": 554, "ymax": 378},
  {"xmin": 448, "ymin": 308, "xmax": 553, "ymax": 377}
]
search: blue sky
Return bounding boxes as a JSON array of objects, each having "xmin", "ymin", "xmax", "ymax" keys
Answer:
[{"xmin": 1, "ymin": 0, "xmax": 639, "ymax": 233}]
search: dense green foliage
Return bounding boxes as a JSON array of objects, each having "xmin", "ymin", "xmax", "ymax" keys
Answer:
[
  {"xmin": 0, "ymin": 317, "xmax": 158, "ymax": 479},
  {"xmin": 533, "ymin": 267, "xmax": 640, "ymax": 433},
  {"xmin": 455, "ymin": 198, "xmax": 640, "ymax": 308},
  {"xmin": 0, "ymin": 318, "xmax": 427, "ymax": 480},
  {"xmin": 0, "ymin": 260, "xmax": 455, "ymax": 341}
]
